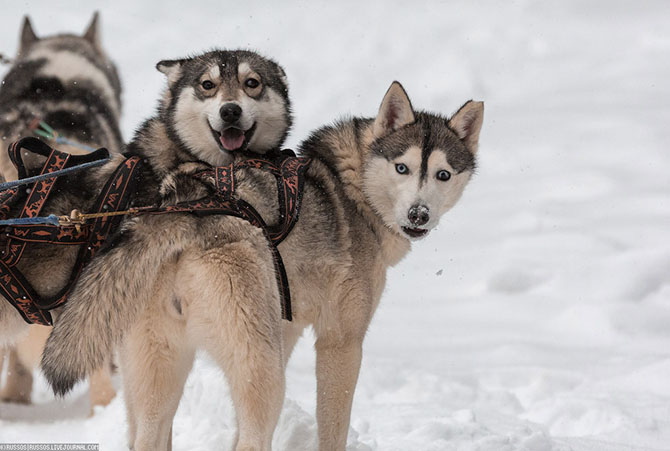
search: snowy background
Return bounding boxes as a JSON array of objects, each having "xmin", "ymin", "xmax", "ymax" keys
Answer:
[{"xmin": 1, "ymin": 1, "xmax": 670, "ymax": 450}]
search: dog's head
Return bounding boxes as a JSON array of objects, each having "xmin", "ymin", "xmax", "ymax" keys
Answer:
[
  {"xmin": 10, "ymin": 13, "xmax": 122, "ymax": 118},
  {"xmin": 156, "ymin": 50, "xmax": 291, "ymax": 165},
  {"xmin": 363, "ymin": 82, "xmax": 483, "ymax": 241}
]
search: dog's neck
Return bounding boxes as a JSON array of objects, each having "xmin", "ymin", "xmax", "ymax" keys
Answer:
[{"xmin": 302, "ymin": 118, "xmax": 410, "ymax": 266}]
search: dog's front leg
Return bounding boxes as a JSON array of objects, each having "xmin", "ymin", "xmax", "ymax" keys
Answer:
[{"xmin": 315, "ymin": 336, "xmax": 364, "ymax": 451}]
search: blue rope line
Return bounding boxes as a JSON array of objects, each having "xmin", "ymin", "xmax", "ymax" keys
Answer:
[
  {"xmin": 0, "ymin": 214, "xmax": 60, "ymax": 226},
  {"xmin": 0, "ymin": 158, "xmax": 110, "ymax": 192},
  {"xmin": 54, "ymin": 136, "xmax": 97, "ymax": 153},
  {"xmin": 33, "ymin": 120, "xmax": 97, "ymax": 153}
]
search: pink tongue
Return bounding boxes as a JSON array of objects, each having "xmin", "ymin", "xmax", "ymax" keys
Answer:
[{"xmin": 220, "ymin": 129, "xmax": 245, "ymax": 151}]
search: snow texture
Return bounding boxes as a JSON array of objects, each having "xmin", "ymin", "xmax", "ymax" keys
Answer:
[{"xmin": 1, "ymin": 1, "xmax": 669, "ymax": 450}]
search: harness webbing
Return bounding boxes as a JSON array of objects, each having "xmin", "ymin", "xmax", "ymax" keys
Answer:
[
  {"xmin": 0, "ymin": 139, "xmax": 310, "ymax": 325},
  {"xmin": 0, "ymin": 137, "xmax": 119, "ymax": 324}
]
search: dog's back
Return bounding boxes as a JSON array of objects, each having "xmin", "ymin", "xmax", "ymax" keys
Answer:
[{"xmin": 0, "ymin": 13, "xmax": 123, "ymax": 181}]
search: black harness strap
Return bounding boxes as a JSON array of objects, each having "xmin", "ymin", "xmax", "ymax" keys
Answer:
[
  {"xmin": 1, "ymin": 138, "xmax": 73, "ymax": 324},
  {"xmin": 36, "ymin": 156, "xmax": 144, "ymax": 310}
]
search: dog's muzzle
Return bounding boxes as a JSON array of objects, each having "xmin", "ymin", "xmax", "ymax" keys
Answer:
[
  {"xmin": 402, "ymin": 204, "xmax": 430, "ymax": 238},
  {"xmin": 220, "ymin": 103, "xmax": 242, "ymax": 123},
  {"xmin": 408, "ymin": 205, "xmax": 429, "ymax": 226},
  {"xmin": 213, "ymin": 103, "xmax": 256, "ymax": 152}
]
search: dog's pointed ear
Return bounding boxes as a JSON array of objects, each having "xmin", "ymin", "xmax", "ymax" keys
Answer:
[
  {"xmin": 373, "ymin": 81, "xmax": 416, "ymax": 139},
  {"xmin": 448, "ymin": 100, "xmax": 484, "ymax": 154},
  {"xmin": 83, "ymin": 12, "xmax": 102, "ymax": 50},
  {"xmin": 18, "ymin": 16, "xmax": 38, "ymax": 56},
  {"xmin": 156, "ymin": 59, "xmax": 185, "ymax": 87}
]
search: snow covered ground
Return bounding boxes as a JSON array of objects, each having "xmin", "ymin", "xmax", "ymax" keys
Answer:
[{"xmin": 1, "ymin": 1, "xmax": 670, "ymax": 450}]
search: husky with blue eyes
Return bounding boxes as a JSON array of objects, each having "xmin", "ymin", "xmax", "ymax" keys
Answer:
[
  {"xmin": 361, "ymin": 83, "xmax": 481, "ymax": 240},
  {"xmin": 291, "ymin": 81, "xmax": 483, "ymax": 449}
]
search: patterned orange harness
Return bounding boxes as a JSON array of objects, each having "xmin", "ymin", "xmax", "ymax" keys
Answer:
[{"xmin": 0, "ymin": 138, "xmax": 310, "ymax": 325}]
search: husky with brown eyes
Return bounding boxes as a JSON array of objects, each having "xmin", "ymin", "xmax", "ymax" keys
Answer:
[{"xmin": 154, "ymin": 49, "xmax": 291, "ymax": 165}]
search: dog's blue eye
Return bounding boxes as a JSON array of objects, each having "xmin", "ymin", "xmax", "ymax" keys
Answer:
[
  {"xmin": 395, "ymin": 163, "xmax": 409, "ymax": 175},
  {"xmin": 245, "ymin": 78, "xmax": 260, "ymax": 89},
  {"xmin": 436, "ymin": 170, "xmax": 451, "ymax": 181},
  {"xmin": 201, "ymin": 80, "xmax": 215, "ymax": 90}
]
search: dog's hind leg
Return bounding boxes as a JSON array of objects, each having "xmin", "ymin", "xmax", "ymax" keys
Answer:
[
  {"xmin": 178, "ymin": 240, "xmax": 285, "ymax": 451},
  {"xmin": 120, "ymin": 266, "xmax": 195, "ymax": 451},
  {"xmin": 0, "ymin": 324, "xmax": 49, "ymax": 404},
  {"xmin": 120, "ymin": 317, "xmax": 194, "ymax": 451},
  {"xmin": 0, "ymin": 347, "xmax": 32, "ymax": 404},
  {"xmin": 282, "ymin": 323, "xmax": 306, "ymax": 367},
  {"xmin": 88, "ymin": 358, "xmax": 116, "ymax": 415}
]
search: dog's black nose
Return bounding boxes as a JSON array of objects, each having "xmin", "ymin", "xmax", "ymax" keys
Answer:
[
  {"xmin": 408, "ymin": 205, "xmax": 430, "ymax": 227},
  {"xmin": 220, "ymin": 103, "xmax": 242, "ymax": 123}
]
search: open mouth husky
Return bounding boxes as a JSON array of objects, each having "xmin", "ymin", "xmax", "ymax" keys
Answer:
[
  {"xmin": 1, "ymin": 48, "xmax": 293, "ymax": 450},
  {"xmin": 155, "ymin": 50, "xmax": 291, "ymax": 165},
  {"xmin": 0, "ymin": 48, "xmax": 291, "ymax": 347}
]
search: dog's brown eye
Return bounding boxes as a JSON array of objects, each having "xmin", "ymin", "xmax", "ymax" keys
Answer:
[
  {"xmin": 436, "ymin": 170, "xmax": 451, "ymax": 181},
  {"xmin": 201, "ymin": 80, "xmax": 215, "ymax": 90},
  {"xmin": 245, "ymin": 78, "xmax": 260, "ymax": 89}
]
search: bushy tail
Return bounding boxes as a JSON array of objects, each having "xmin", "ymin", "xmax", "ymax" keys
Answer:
[{"xmin": 41, "ymin": 217, "xmax": 192, "ymax": 396}]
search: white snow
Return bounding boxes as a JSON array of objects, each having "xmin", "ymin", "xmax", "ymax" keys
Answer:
[{"xmin": 1, "ymin": 1, "xmax": 670, "ymax": 450}]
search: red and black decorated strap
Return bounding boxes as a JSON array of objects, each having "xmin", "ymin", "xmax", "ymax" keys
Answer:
[
  {"xmin": 0, "ymin": 138, "xmax": 127, "ymax": 322},
  {"xmin": 0, "ymin": 150, "xmax": 69, "ymax": 268},
  {"xmin": 236, "ymin": 157, "xmax": 280, "ymax": 174},
  {"xmin": 0, "ymin": 260, "xmax": 52, "ymax": 325},
  {"xmin": 215, "ymin": 164, "xmax": 235, "ymax": 199},
  {"xmin": 35, "ymin": 156, "xmax": 144, "ymax": 310},
  {"xmin": 268, "ymin": 156, "xmax": 311, "ymax": 245},
  {"xmin": 194, "ymin": 153, "xmax": 311, "ymax": 246},
  {"xmin": 6, "ymin": 137, "xmax": 109, "ymax": 184},
  {"xmin": 2, "ymin": 144, "xmax": 70, "ymax": 270},
  {"xmin": 19, "ymin": 149, "xmax": 69, "ymax": 218},
  {"xmin": 199, "ymin": 155, "xmax": 282, "ymax": 180},
  {"xmin": 237, "ymin": 199, "xmax": 292, "ymax": 321},
  {"xmin": 0, "ymin": 139, "xmax": 73, "ymax": 325},
  {"xmin": 5, "ymin": 224, "xmax": 90, "ymax": 245},
  {"xmin": 0, "ymin": 187, "xmax": 21, "ymax": 220}
]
